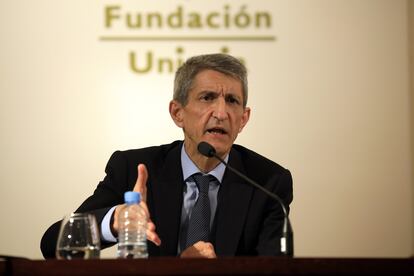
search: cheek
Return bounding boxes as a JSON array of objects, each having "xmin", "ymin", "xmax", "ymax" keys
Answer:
[
  {"xmin": 184, "ymin": 107, "xmax": 213, "ymax": 132},
  {"xmin": 199, "ymin": 109, "xmax": 213, "ymax": 123},
  {"xmin": 232, "ymin": 116, "xmax": 245, "ymax": 133},
  {"xmin": 184, "ymin": 113, "xmax": 205, "ymax": 132}
]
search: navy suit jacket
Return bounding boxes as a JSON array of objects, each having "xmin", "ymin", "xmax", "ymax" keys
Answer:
[{"xmin": 41, "ymin": 141, "xmax": 293, "ymax": 258}]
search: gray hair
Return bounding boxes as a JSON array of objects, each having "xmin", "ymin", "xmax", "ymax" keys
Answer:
[{"xmin": 173, "ymin": 53, "xmax": 248, "ymax": 107}]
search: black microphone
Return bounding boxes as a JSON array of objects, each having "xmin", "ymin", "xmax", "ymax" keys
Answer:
[{"xmin": 198, "ymin": 141, "xmax": 294, "ymax": 256}]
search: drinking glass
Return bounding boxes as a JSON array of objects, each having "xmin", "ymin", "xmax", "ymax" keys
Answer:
[{"xmin": 56, "ymin": 213, "xmax": 101, "ymax": 259}]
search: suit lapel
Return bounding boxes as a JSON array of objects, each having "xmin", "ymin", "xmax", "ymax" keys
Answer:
[
  {"xmin": 214, "ymin": 148, "xmax": 254, "ymax": 256},
  {"xmin": 150, "ymin": 143, "xmax": 184, "ymax": 256}
]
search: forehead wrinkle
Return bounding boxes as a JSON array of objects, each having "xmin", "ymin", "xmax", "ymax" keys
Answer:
[{"xmin": 213, "ymin": 83, "xmax": 242, "ymax": 100}]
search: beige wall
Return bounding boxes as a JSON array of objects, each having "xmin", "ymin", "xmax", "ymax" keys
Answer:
[{"xmin": 0, "ymin": 0, "xmax": 412, "ymax": 259}]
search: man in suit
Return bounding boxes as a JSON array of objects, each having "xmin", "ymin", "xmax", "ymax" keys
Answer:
[{"xmin": 41, "ymin": 53, "xmax": 293, "ymax": 258}]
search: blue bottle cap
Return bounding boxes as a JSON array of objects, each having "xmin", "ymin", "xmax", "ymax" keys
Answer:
[{"xmin": 124, "ymin": 191, "xmax": 141, "ymax": 204}]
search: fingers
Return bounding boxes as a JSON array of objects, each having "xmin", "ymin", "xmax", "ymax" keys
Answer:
[
  {"xmin": 112, "ymin": 204, "xmax": 161, "ymax": 246},
  {"xmin": 131, "ymin": 164, "xmax": 151, "ymax": 224},
  {"xmin": 113, "ymin": 164, "xmax": 147, "ymax": 234},
  {"xmin": 147, "ymin": 220, "xmax": 161, "ymax": 246},
  {"xmin": 132, "ymin": 163, "xmax": 162, "ymax": 246},
  {"xmin": 195, "ymin": 242, "xmax": 216, "ymax": 258},
  {"xmin": 133, "ymin": 164, "xmax": 148, "ymax": 202},
  {"xmin": 180, "ymin": 241, "xmax": 217, "ymax": 258}
]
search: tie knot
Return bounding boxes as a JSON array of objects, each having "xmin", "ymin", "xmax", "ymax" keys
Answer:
[{"xmin": 192, "ymin": 173, "xmax": 212, "ymax": 194}]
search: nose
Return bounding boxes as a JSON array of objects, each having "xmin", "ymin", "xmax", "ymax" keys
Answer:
[{"xmin": 212, "ymin": 97, "xmax": 228, "ymax": 121}]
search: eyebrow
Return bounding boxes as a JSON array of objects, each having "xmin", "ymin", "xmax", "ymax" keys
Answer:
[{"xmin": 199, "ymin": 90, "xmax": 242, "ymax": 100}]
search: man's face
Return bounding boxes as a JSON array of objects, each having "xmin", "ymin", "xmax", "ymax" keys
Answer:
[{"xmin": 170, "ymin": 69, "xmax": 250, "ymax": 158}]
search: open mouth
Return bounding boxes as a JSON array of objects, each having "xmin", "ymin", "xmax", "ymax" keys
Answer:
[{"xmin": 206, "ymin": 127, "xmax": 227, "ymax": 135}]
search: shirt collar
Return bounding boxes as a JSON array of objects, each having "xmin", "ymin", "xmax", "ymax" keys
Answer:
[{"xmin": 181, "ymin": 143, "xmax": 228, "ymax": 183}]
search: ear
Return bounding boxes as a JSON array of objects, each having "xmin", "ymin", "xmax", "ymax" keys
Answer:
[
  {"xmin": 169, "ymin": 100, "xmax": 184, "ymax": 128},
  {"xmin": 238, "ymin": 107, "xmax": 251, "ymax": 133}
]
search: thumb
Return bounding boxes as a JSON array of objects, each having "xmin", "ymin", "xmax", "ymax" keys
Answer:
[{"xmin": 133, "ymin": 164, "xmax": 148, "ymax": 202}]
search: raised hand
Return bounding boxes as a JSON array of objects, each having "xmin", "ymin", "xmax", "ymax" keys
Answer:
[{"xmin": 112, "ymin": 164, "xmax": 161, "ymax": 246}]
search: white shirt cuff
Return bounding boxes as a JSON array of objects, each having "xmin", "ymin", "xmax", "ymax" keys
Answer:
[{"xmin": 101, "ymin": 206, "xmax": 117, "ymax": 242}]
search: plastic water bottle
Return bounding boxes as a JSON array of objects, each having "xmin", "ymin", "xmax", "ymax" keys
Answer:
[{"xmin": 117, "ymin": 191, "xmax": 148, "ymax": 258}]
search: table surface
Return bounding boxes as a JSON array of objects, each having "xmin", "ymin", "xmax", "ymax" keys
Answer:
[{"xmin": 1, "ymin": 256, "xmax": 414, "ymax": 275}]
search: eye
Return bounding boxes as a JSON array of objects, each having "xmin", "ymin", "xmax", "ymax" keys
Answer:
[
  {"xmin": 200, "ymin": 92, "xmax": 216, "ymax": 102},
  {"xmin": 226, "ymin": 95, "xmax": 240, "ymax": 105}
]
